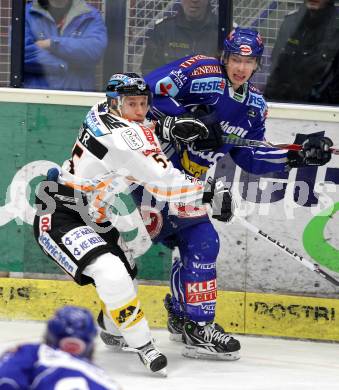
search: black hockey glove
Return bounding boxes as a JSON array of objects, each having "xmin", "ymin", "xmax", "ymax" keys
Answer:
[
  {"xmin": 155, "ymin": 114, "xmax": 209, "ymax": 144},
  {"xmin": 202, "ymin": 177, "xmax": 234, "ymax": 223},
  {"xmin": 192, "ymin": 122, "xmax": 224, "ymax": 151},
  {"xmin": 287, "ymin": 133, "xmax": 333, "ymax": 167}
]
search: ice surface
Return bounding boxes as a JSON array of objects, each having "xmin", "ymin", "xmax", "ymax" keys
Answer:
[{"xmin": 0, "ymin": 321, "xmax": 338, "ymax": 390}]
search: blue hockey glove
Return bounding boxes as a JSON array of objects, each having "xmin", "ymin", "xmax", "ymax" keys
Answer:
[{"xmin": 47, "ymin": 167, "xmax": 60, "ymax": 182}]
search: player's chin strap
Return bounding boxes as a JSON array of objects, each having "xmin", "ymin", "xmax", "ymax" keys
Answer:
[{"xmin": 233, "ymin": 211, "xmax": 339, "ymax": 287}]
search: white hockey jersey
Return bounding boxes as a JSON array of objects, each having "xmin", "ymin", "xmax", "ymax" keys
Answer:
[{"xmin": 60, "ymin": 101, "xmax": 205, "ymax": 223}]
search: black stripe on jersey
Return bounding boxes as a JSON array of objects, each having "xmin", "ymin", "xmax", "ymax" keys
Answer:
[{"xmin": 79, "ymin": 129, "xmax": 108, "ymax": 160}]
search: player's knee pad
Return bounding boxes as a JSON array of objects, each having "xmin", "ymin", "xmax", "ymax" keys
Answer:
[
  {"xmin": 180, "ymin": 222, "xmax": 220, "ymax": 269},
  {"xmin": 177, "ymin": 222, "xmax": 220, "ymax": 322},
  {"xmin": 84, "ymin": 252, "xmax": 136, "ymax": 308},
  {"xmin": 84, "ymin": 253, "xmax": 147, "ymax": 340}
]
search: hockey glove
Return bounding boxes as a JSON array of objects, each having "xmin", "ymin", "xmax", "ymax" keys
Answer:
[
  {"xmin": 287, "ymin": 134, "xmax": 333, "ymax": 167},
  {"xmin": 202, "ymin": 177, "xmax": 234, "ymax": 223},
  {"xmin": 47, "ymin": 167, "xmax": 60, "ymax": 182},
  {"xmin": 192, "ymin": 122, "xmax": 224, "ymax": 151},
  {"xmin": 155, "ymin": 114, "xmax": 209, "ymax": 143}
]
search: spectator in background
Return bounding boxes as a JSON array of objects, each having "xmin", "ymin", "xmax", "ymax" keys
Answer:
[
  {"xmin": 141, "ymin": 0, "xmax": 218, "ymax": 75},
  {"xmin": 0, "ymin": 306, "xmax": 121, "ymax": 389},
  {"xmin": 24, "ymin": 0, "xmax": 107, "ymax": 91},
  {"xmin": 264, "ymin": 0, "xmax": 339, "ymax": 104}
]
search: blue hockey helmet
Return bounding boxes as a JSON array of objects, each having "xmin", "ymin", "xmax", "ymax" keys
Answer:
[
  {"xmin": 45, "ymin": 306, "xmax": 97, "ymax": 359},
  {"xmin": 223, "ymin": 27, "xmax": 264, "ymax": 59},
  {"xmin": 106, "ymin": 72, "xmax": 152, "ymax": 108}
]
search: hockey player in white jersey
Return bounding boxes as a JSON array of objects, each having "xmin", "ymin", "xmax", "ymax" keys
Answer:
[
  {"xmin": 0, "ymin": 306, "xmax": 121, "ymax": 390},
  {"xmin": 33, "ymin": 73, "xmax": 235, "ymax": 374}
]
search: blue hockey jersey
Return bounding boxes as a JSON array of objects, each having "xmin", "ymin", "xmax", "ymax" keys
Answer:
[
  {"xmin": 0, "ymin": 343, "xmax": 119, "ymax": 390},
  {"xmin": 145, "ymin": 54, "xmax": 288, "ymax": 177}
]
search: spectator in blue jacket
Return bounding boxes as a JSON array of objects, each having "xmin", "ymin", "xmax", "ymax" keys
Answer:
[{"xmin": 24, "ymin": 0, "xmax": 108, "ymax": 91}]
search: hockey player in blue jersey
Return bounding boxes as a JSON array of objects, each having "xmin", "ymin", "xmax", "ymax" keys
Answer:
[
  {"xmin": 135, "ymin": 27, "xmax": 334, "ymax": 360},
  {"xmin": 0, "ymin": 306, "xmax": 121, "ymax": 389}
]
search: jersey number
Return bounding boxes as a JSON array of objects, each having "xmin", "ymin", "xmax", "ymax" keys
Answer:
[{"xmin": 152, "ymin": 153, "xmax": 168, "ymax": 169}]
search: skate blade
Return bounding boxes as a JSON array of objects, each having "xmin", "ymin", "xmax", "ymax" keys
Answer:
[
  {"xmin": 182, "ymin": 345, "xmax": 240, "ymax": 361},
  {"xmin": 169, "ymin": 333, "xmax": 183, "ymax": 342}
]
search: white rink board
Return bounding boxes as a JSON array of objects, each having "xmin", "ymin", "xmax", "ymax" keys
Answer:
[{"xmin": 214, "ymin": 117, "xmax": 339, "ymax": 296}]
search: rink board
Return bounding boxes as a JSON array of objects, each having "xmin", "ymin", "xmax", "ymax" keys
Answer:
[{"xmin": 0, "ymin": 277, "xmax": 338, "ymax": 341}]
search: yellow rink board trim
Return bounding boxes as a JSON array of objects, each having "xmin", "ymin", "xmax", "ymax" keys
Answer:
[{"xmin": 0, "ymin": 278, "xmax": 339, "ymax": 341}]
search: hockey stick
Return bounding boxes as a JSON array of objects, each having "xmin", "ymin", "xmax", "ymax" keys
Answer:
[
  {"xmin": 221, "ymin": 135, "xmax": 339, "ymax": 155},
  {"xmin": 234, "ymin": 215, "xmax": 339, "ymax": 287}
]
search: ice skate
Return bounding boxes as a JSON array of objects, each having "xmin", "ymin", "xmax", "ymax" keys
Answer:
[
  {"xmin": 124, "ymin": 341, "xmax": 168, "ymax": 376},
  {"xmin": 182, "ymin": 320, "xmax": 240, "ymax": 361},
  {"xmin": 164, "ymin": 293, "xmax": 184, "ymax": 342}
]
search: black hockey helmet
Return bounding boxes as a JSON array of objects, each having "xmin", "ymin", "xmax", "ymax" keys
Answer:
[{"xmin": 106, "ymin": 72, "xmax": 152, "ymax": 108}]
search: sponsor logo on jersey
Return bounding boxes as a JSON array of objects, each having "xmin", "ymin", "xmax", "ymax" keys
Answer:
[
  {"xmin": 110, "ymin": 297, "xmax": 144, "ymax": 328},
  {"xmin": 179, "ymin": 54, "xmax": 213, "ymax": 69},
  {"xmin": 39, "ymin": 214, "xmax": 51, "ymax": 235},
  {"xmin": 186, "ymin": 279, "xmax": 217, "ymax": 303},
  {"xmin": 181, "ymin": 150, "xmax": 213, "ymax": 177},
  {"xmin": 190, "ymin": 77, "xmax": 226, "ymax": 94},
  {"xmin": 240, "ymin": 44, "xmax": 252, "ymax": 55},
  {"xmin": 191, "ymin": 65, "xmax": 222, "ymax": 77},
  {"xmin": 39, "ymin": 233, "xmax": 77, "ymax": 276},
  {"xmin": 248, "ymin": 93, "xmax": 266, "ymax": 116},
  {"xmin": 201, "ymin": 302, "xmax": 216, "ymax": 312},
  {"xmin": 155, "ymin": 76, "xmax": 180, "ymax": 97},
  {"xmin": 85, "ymin": 110, "xmax": 110, "ymax": 137},
  {"xmin": 192, "ymin": 262, "xmax": 216, "ymax": 270},
  {"xmin": 169, "ymin": 69, "xmax": 188, "ymax": 88},
  {"xmin": 121, "ymin": 128, "xmax": 144, "ymax": 150},
  {"xmin": 62, "ymin": 226, "xmax": 106, "ymax": 260},
  {"xmin": 140, "ymin": 124, "xmax": 155, "ymax": 144},
  {"xmin": 187, "ymin": 145, "xmax": 224, "ymax": 164},
  {"xmin": 220, "ymin": 121, "xmax": 248, "ymax": 138},
  {"xmin": 142, "ymin": 147, "xmax": 161, "ymax": 157}
]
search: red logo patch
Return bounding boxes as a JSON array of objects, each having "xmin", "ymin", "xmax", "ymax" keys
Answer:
[
  {"xmin": 140, "ymin": 124, "xmax": 155, "ymax": 143},
  {"xmin": 240, "ymin": 45, "xmax": 252, "ymax": 56},
  {"xmin": 186, "ymin": 279, "xmax": 217, "ymax": 303},
  {"xmin": 140, "ymin": 206, "xmax": 163, "ymax": 239},
  {"xmin": 160, "ymin": 82, "xmax": 173, "ymax": 95}
]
